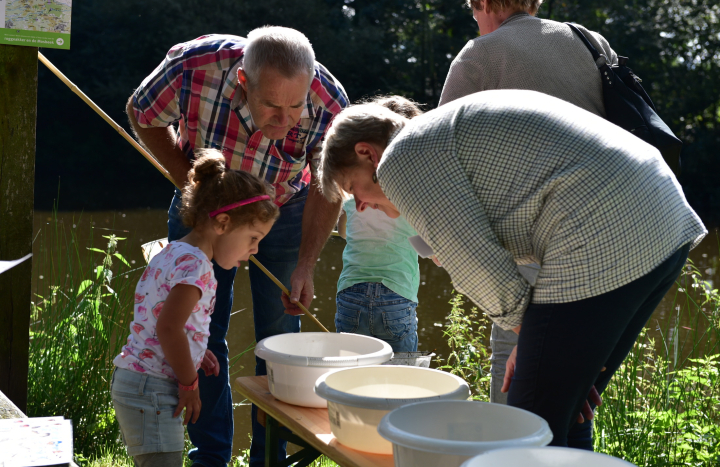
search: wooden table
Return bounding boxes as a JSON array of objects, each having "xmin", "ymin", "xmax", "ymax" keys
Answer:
[{"xmin": 234, "ymin": 376, "xmax": 395, "ymax": 467}]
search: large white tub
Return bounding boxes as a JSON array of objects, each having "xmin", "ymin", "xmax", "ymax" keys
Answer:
[
  {"xmin": 314, "ymin": 366, "xmax": 469, "ymax": 454},
  {"xmin": 378, "ymin": 400, "xmax": 553, "ymax": 467},
  {"xmin": 255, "ymin": 332, "xmax": 392, "ymax": 408}
]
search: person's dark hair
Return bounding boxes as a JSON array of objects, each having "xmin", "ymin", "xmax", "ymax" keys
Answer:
[
  {"xmin": 466, "ymin": 0, "xmax": 543, "ymax": 15},
  {"xmin": 366, "ymin": 95, "xmax": 424, "ymax": 119},
  {"xmin": 180, "ymin": 149, "xmax": 279, "ymax": 228}
]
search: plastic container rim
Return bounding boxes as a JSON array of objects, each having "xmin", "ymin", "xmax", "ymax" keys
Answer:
[
  {"xmin": 377, "ymin": 400, "xmax": 553, "ymax": 456},
  {"xmin": 314, "ymin": 366, "xmax": 470, "ymax": 410},
  {"xmin": 255, "ymin": 332, "xmax": 393, "ymax": 368}
]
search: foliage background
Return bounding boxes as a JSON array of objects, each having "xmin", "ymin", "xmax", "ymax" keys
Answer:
[{"xmin": 35, "ymin": 0, "xmax": 719, "ymax": 225}]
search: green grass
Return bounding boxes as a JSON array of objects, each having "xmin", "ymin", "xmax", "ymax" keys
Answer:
[
  {"xmin": 436, "ymin": 257, "xmax": 720, "ymax": 466},
  {"xmin": 593, "ymin": 261, "xmax": 720, "ymax": 465},
  {"xmin": 27, "ymin": 210, "xmax": 140, "ymax": 461}
]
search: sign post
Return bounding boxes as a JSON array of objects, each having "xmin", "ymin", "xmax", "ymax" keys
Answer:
[{"xmin": 0, "ymin": 43, "xmax": 38, "ymax": 413}]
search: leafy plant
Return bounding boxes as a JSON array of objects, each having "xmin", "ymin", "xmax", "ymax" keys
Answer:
[
  {"xmin": 27, "ymin": 212, "xmax": 140, "ymax": 461},
  {"xmin": 436, "ymin": 293, "xmax": 492, "ymax": 401},
  {"xmin": 594, "ymin": 260, "xmax": 720, "ymax": 465},
  {"xmin": 438, "ymin": 255, "xmax": 719, "ymax": 465}
]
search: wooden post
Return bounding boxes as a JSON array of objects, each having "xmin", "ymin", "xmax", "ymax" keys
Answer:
[{"xmin": 0, "ymin": 44, "xmax": 38, "ymax": 412}]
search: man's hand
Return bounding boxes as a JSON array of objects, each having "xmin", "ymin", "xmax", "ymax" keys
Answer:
[
  {"xmin": 283, "ymin": 181, "xmax": 340, "ymax": 316},
  {"xmin": 200, "ymin": 349, "xmax": 220, "ymax": 377},
  {"xmin": 281, "ymin": 266, "xmax": 314, "ymax": 316},
  {"xmin": 174, "ymin": 385, "xmax": 202, "ymax": 425}
]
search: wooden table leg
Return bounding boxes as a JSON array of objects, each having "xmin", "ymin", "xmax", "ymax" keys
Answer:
[
  {"xmin": 265, "ymin": 413, "xmax": 322, "ymax": 467},
  {"xmin": 266, "ymin": 415, "xmax": 280, "ymax": 467}
]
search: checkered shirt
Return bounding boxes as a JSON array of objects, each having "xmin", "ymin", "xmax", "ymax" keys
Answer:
[
  {"xmin": 132, "ymin": 34, "xmax": 349, "ymax": 205},
  {"xmin": 378, "ymin": 90, "xmax": 707, "ymax": 330}
]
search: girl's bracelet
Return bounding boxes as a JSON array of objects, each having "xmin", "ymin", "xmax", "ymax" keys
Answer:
[{"xmin": 178, "ymin": 374, "xmax": 199, "ymax": 391}]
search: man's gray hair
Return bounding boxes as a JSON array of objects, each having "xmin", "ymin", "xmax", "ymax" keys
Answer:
[
  {"xmin": 243, "ymin": 26, "xmax": 315, "ymax": 87},
  {"xmin": 318, "ymin": 104, "xmax": 408, "ymax": 203}
]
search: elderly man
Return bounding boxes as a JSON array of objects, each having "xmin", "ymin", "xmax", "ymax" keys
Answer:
[
  {"xmin": 318, "ymin": 92, "xmax": 706, "ymax": 449},
  {"xmin": 127, "ymin": 27, "xmax": 347, "ymax": 467},
  {"xmin": 439, "ymin": 0, "xmax": 619, "ymax": 409}
]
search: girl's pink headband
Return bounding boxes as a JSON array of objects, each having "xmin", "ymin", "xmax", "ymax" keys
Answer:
[{"xmin": 208, "ymin": 195, "xmax": 271, "ymax": 218}]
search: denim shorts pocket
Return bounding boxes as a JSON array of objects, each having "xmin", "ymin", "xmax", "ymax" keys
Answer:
[
  {"xmin": 382, "ymin": 306, "xmax": 416, "ymax": 341},
  {"xmin": 335, "ymin": 298, "xmax": 361, "ymax": 334},
  {"xmin": 112, "ymin": 398, "xmax": 146, "ymax": 447},
  {"xmin": 153, "ymin": 391, "xmax": 185, "ymax": 441}
]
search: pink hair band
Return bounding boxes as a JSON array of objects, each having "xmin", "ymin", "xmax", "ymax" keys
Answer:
[{"xmin": 208, "ymin": 195, "xmax": 271, "ymax": 218}]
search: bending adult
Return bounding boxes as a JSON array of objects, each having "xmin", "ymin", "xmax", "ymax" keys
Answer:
[
  {"xmin": 317, "ymin": 92, "xmax": 706, "ymax": 449},
  {"xmin": 127, "ymin": 27, "xmax": 348, "ymax": 467},
  {"xmin": 439, "ymin": 0, "xmax": 619, "ymax": 408}
]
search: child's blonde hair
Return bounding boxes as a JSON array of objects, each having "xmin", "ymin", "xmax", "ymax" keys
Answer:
[{"xmin": 180, "ymin": 149, "xmax": 279, "ymax": 228}]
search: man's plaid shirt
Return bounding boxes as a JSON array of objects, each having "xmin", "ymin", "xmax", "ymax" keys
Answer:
[
  {"xmin": 132, "ymin": 34, "xmax": 349, "ymax": 205},
  {"xmin": 378, "ymin": 90, "xmax": 707, "ymax": 330}
]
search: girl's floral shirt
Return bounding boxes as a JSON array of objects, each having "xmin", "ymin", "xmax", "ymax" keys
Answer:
[{"xmin": 113, "ymin": 242, "xmax": 217, "ymax": 380}]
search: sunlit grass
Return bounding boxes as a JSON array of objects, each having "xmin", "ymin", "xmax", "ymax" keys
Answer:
[{"xmin": 28, "ymin": 209, "xmax": 140, "ymax": 460}]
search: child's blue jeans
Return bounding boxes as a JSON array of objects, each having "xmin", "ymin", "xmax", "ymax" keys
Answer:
[
  {"xmin": 335, "ymin": 282, "xmax": 418, "ymax": 352},
  {"xmin": 111, "ymin": 368, "xmax": 185, "ymax": 459}
]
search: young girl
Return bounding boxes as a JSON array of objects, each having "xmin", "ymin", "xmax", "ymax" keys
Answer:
[
  {"xmin": 335, "ymin": 96, "xmax": 424, "ymax": 353},
  {"xmin": 111, "ymin": 150, "xmax": 278, "ymax": 467}
]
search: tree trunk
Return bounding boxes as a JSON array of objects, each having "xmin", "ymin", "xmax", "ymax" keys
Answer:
[{"xmin": 0, "ymin": 45, "xmax": 38, "ymax": 413}]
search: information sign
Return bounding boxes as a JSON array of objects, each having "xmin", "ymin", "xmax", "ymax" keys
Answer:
[{"xmin": 0, "ymin": 0, "xmax": 71, "ymax": 49}]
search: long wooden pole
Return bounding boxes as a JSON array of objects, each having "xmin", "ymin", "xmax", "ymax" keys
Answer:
[
  {"xmin": 38, "ymin": 53, "xmax": 331, "ymax": 332},
  {"xmin": 37, "ymin": 52, "xmax": 177, "ymax": 188},
  {"xmin": 249, "ymin": 256, "xmax": 329, "ymax": 332}
]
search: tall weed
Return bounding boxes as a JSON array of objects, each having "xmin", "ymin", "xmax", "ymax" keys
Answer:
[
  {"xmin": 436, "ymin": 294, "xmax": 492, "ymax": 401},
  {"xmin": 439, "ymin": 259, "xmax": 719, "ymax": 465},
  {"xmin": 27, "ymin": 212, "xmax": 140, "ymax": 460},
  {"xmin": 594, "ymin": 261, "xmax": 720, "ymax": 465}
]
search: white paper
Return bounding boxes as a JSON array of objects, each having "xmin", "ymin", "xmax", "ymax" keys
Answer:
[
  {"xmin": 0, "ymin": 253, "xmax": 32, "ymax": 275},
  {"xmin": 0, "ymin": 416, "xmax": 73, "ymax": 466}
]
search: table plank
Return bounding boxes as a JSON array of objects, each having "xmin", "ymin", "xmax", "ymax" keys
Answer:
[{"xmin": 235, "ymin": 376, "xmax": 395, "ymax": 467}]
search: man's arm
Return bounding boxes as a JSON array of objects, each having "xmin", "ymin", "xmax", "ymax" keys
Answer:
[
  {"xmin": 126, "ymin": 96, "xmax": 191, "ymax": 188},
  {"xmin": 282, "ymin": 180, "xmax": 342, "ymax": 315}
]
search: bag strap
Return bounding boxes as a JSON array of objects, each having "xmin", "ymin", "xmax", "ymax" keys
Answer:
[{"xmin": 566, "ymin": 22, "xmax": 601, "ymax": 62}]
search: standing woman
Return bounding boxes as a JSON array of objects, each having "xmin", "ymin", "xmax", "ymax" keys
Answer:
[
  {"xmin": 317, "ymin": 92, "xmax": 706, "ymax": 449},
  {"xmin": 438, "ymin": 0, "xmax": 620, "ymax": 409}
]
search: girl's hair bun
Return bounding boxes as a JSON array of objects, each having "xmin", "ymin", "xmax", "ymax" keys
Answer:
[
  {"xmin": 189, "ymin": 149, "xmax": 226, "ymax": 185},
  {"xmin": 180, "ymin": 149, "xmax": 279, "ymax": 228}
]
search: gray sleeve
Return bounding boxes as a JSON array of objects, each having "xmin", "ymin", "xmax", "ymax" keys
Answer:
[
  {"xmin": 379, "ymin": 140, "xmax": 531, "ymax": 330},
  {"xmin": 439, "ymin": 42, "xmax": 485, "ymax": 106}
]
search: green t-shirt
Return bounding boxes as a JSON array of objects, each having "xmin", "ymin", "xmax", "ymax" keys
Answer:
[{"xmin": 337, "ymin": 198, "xmax": 420, "ymax": 303}]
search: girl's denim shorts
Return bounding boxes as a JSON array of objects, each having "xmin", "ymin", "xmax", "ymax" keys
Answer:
[{"xmin": 111, "ymin": 367, "xmax": 185, "ymax": 456}]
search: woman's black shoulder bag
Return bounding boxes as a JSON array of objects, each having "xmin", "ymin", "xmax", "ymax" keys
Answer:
[{"xmin": 567, "ymin": 23, "xmax": 682, "ymax": 174}]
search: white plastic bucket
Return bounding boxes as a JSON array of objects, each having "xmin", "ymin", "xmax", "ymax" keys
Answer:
[
  {"xmin": 378, "ymin": 400, "xmax": 553, "ymax": 467},
  {"xmin": 314, "ymin": 366, "xmax": 470, "ymax": 454},
  {"xmin": 255, "ymin": 332, "xmax": 393, "ymax": 407},
  {"xmin": 461, "ymin": 447, "xmax": 638, "ymax": 467}
]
